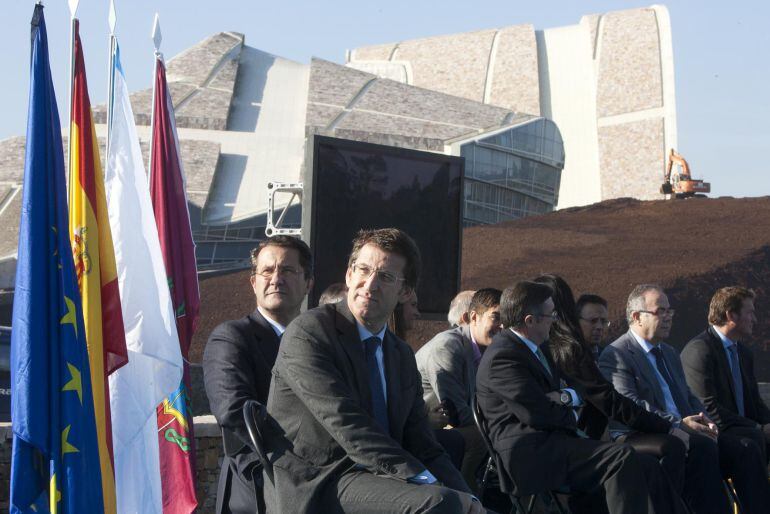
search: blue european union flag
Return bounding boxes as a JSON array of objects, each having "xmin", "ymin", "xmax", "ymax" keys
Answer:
[{"xmin": 10, "ymin": 5, "xmax": 105, "ymax": 513}]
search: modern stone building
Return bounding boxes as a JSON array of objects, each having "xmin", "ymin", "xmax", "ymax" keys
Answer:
[
  {"xmin": 0, "ymin": 4, "xmax": 675, "ymax": 289},
  {"xmin": 348, "ymin": 4, "xmax": 677, "ymax": 209}
]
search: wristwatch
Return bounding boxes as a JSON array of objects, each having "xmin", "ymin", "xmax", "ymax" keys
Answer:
[{"xmin": 560, "ymin": 390, "xmax": 572, "ymax": 405}]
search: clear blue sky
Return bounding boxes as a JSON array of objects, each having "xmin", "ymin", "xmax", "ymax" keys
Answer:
[{"xmin": 2, "ymin": 1, "xmax": 768, "ymax": 197}]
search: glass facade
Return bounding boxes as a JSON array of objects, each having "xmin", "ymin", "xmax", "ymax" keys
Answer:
[
  {"xmin": 192, "ymin": 206, "xmax": 301, "ymax": 270},
  {"xmin": 460, "ymin": 118, "xmax": 565, "ymax": 226}
]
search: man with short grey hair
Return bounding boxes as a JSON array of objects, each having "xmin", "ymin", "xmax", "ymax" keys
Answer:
[
  {"xmin": 447, "ymin": 290, "xmax": 475, "ymax": 327},
  {"xmin": 600, "ymin": 284, "xmax": 770, "ymax": 514}
]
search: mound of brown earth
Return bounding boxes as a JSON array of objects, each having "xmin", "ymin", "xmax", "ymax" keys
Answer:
[{"xmin": 191, "ymin": 196, "xmax": 770, "ymax": 381}]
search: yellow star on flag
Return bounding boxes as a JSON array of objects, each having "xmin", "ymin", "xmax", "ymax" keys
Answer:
[
  {"xmin": 62, "ymin": 425, "xmax": 79, "ymax": 455},
  {"xmin": 60, "ymin": 295, "xmax": 78, "ymax": 338},
  {"xmin": 49, "ymin": 473, "xmax": 61, "ymax": 513},
  {"xmin": 62, "ymin": 362, "xmax": 83, "ymax": 404}
]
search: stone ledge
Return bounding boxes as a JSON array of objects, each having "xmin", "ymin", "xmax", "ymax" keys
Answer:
[{"xmin": 193, "ymin": 414, "xmax": 220, "ymax": 438}]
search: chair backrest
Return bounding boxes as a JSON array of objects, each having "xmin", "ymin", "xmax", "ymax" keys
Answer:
[
  {"xmin": 243, "ymin": 399, "xmax": 274, "ymax": 484},
  {"xmin": 471, "ymin": 394, "xmax": 514, "ymax": 495}
]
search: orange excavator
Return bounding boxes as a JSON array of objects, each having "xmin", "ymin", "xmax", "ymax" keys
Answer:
[{"xmin": 660, "ymin": 149, "xmax": 711, "ymax": 198}]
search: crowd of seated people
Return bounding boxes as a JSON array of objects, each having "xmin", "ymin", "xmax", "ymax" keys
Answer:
[{"xmin": 203, "ymin": 228, "xmax": 770, "ymax": 514}]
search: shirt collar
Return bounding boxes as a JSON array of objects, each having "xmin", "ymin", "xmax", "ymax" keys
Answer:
[
  {"xmin": 356, "ymin": 320, "xmax": 386, "ymax": 343},
  {"xmin": 630, "ymin": 329, "xmax": 656, "ymax": 354},
  {"xmin": 510, "ymin": 328, "xmax": 539, "ymax": 354},
  {"xmin": 257, "ymin": 306, "xmax": 286, "ymax": 337},
  {"xmin": 712, "ymin": 325, "xmax": 737, "ymax": 349}
]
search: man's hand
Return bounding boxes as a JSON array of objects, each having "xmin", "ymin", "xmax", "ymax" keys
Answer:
[{"xmin": 682, "ymin": 413, "xmax": 719, "ymax": 441}]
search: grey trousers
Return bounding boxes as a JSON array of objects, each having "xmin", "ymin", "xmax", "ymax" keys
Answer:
[{"xmin": 334, "ymin": 470, "xmax": 485, "ymax": 513}]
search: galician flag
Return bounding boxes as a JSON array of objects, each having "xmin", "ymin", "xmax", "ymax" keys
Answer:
[
  {"xmin": 150, "ymin": 54, "xmax": 201, "ymax": 514},
  {"xmin": 105, "ymin": 43, "xmax": 184, "ymax": 513},
  {"xmin": 10, "ymin": 5, "xmax": 104, "ymax": 512},
  {"xmin": 68, "ymin": 19, "xmax": 128, "ymax": 514}
]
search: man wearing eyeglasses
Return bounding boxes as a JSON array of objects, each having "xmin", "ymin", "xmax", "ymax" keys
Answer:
[
  {"xmin": 599, "ymin": 284, "xmax": 769, "ymax": 514},
  {"xmin": 576, "ymin": 293, "xmax": 611, "ymax": 361},
  {"xmin": 477, "ymin": 281, "xmax": 660, "ymax": 514},
  {"xmin": 265, "ymin": 228, "xmax": 484, "ymax": 513},
  {"xmin": 203, "ymin": 235, "xmax": 313, "ymax": 514}
]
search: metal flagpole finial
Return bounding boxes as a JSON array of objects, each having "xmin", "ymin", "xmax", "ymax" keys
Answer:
[
  {"xmin": 152, "ymin": 13, "xmax": 162, "ymax": 53},
  {"xmin": 68, "ymin": 0, "xmax": 79, "ymax": 18},
  {"xmin": 108, "ymin": 0, "xmax": 117, "ymax": 34}
]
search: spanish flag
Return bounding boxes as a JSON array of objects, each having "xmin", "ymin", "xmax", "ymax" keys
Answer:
[{"xmin": 68, "ymin": 20, "xmax": 128, "ymax": 514}]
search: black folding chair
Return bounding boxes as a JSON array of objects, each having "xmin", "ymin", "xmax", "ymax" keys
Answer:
[
  {"xmin": 471, "ymin": 395, "xmax": 569, "ymax": 514},
  {"xmin": 242, "ymin": 399, "xmax": 274, "ymax": 484}
]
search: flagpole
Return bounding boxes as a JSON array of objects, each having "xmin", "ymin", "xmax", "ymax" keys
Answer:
[
  {"xmin": 148, "ymin": 13, "xmax": 162, "ymax": 177},
  {"xmin": 67, "ymin": 0, "xmax": 80, "ymax": 194},
  {"xmin": 106, "ymin": 0, "xmax": 118, "ymax": 159}
]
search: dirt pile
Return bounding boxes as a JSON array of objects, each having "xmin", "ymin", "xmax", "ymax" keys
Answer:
[{"xmin": 191, "ymin": 196, "xmax": 770, "ymax": 380}]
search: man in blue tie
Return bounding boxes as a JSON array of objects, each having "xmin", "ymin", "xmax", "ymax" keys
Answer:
[
  {"xmin": 600, "ymin": 284, "xmax": 770, "ymax": 514},
  {"xmin": 265, "ymin": 228, "xmax": 483, "ymax": 513},
  {"xmin": 681, "ymin": 287, "xmax": 770, "ymax": 464}
]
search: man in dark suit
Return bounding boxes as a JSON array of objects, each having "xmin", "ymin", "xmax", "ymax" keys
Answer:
[
  {"xmin": 416, "ymin": 288, "xmax": 502, "ymax": 492},
  {"xmin": 682, "ymin": 286, "xmax": 770, "ymax": 463},
  {"xmin": 203, "ymin": 236, "xmax": 313, "ymax": 514},
  {"xmin": 265, "ymin": 228, "xmax": 483, "ymax": 513},
  {"xmin": 476, "ymin": 281, "xmax": 659, "ymax": 514},
  {"xmin": 599, "ymin": 284, "xmax": 770, "ymax": 514}
]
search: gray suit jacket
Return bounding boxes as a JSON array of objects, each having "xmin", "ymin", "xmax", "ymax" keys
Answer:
[
  {"xmin": 598, "ymin": 330, "xmax": 705, "ymax": 432},
  {"xmin": 265, "ymin": 301, "xmax": 468, "ymax": 513},
  {"xmin": 415, "ymin": 325, "xmax": 477, "ymax": 427}
]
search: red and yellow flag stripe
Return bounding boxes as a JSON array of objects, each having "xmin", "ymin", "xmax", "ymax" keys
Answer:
[{"xmin": 68, "ymin": 20, "xmax": 128, "ymax": 514}]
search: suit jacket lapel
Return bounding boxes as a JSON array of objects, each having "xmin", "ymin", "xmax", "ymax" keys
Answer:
[
  {"xmin": 248, "ymin": 309, "xmax": 281, "ymax": 370},
  {"xmin": 507, "ymin": 331, "xmax": 557, "ymax": 390},
  {"xmin": 334, "ymin": 301, "xmax": 373, "ymax": 413},
  {"xmin": 623, "ymin": 331, "xmax": 667, "ymax": 410},
  {"xmin": 383, "ymin": 331, "xmax": 401, "ymax": 438},
  {"xmin": 707, "ymin": 326, "xmax": 738, "ymax": 404}
]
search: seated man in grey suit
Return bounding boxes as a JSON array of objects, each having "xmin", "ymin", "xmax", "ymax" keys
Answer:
[
  {"xmin": 599, "ymin": 284, "xmax": 770, "ymax": 514},
  {"xmin": 682, "ymin": 287, "xmax": 770, "ymax": 463},
  {"xmin": 203, "ymin": 236, "xmax": 313, "ymax": 514},
  {"xmin": 265, "ymin": 228, "xmax": 484, "ymax": 513},
  {"xmin": 447, "ymin": 290, "xmax": 476, "ymax": 327},
  {"xmin": 416, "ymin": 288, "xmax": 501, "ymax": 493}
]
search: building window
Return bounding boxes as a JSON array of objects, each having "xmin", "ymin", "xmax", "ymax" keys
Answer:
[{"xmin": 460, "ymin": 119, "xmax": 564, "ymax": 226}]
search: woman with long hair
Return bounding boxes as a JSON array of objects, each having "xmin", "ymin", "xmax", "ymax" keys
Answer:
[{"xmin": 533, "ymin": 274, "xmax": 689, "ymax": 514}]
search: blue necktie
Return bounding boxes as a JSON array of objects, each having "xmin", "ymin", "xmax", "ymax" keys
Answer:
[
  {"xmin": 727, "ymin": 344, "xmax": 745, "ymax": 416},
  {"xmin": 364, "ymin": 337, "xmax": 390, "ymax": 433},
  {"xmin": 650, "ymin": 346, "xmax": 690, "ymax": 415}
]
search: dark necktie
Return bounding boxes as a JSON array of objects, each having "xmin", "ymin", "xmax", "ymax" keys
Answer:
[
  {"xmin": 534, "ymin": 347, "xmax": 553, "ymax": 378},
  {"xmin": 649, "ymin": 346, "xmax": 690, "ymax": 415},
  {"xmin": 364, "ymin": 336, "xmax": 389, "ymax": 433},
  {"xmin": 727, "ymin": 344, "xmax": 745, "ymax": 416}
]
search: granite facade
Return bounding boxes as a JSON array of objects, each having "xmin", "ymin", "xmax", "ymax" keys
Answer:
[
  {"xmin": 596, "ymin": 8, "xmax": 663, "ymax": 117},
  {"xmin": 488, "ymin": 25, "xmax": 540, "ymax": 115},
  {"xmin": 598, "ymin": 118, "xmax": 664, "ymax": 201}
]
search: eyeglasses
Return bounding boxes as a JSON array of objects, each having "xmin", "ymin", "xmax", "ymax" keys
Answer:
[
  {"xmin": 533, "ymin": 310, "xmax": 559, "ymax": 321},
  {"xmin": 638, "ymin": 308, "xmax": 675, "ymax": 317},
  {"xmin": 252, "ymin": 265, "xmax": 302, "ymax": 279},
  {"xmin": 351, "ymin": 263, "xmax": 404, "ymax": 285},
  {"xmin": 580, "ymin": 317, "xmax": 611, "ymax": 328}
]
